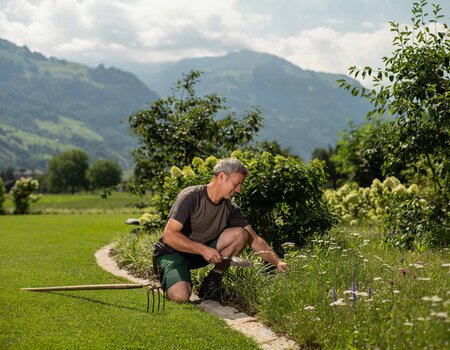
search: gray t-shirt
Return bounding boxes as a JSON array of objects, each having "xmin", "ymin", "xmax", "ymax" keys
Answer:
[{"xmin": 153, "ymin": 185, "xmax": 248, "ymax": 256}]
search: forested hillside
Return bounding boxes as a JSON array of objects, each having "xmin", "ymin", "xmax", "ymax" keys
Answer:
[
  {"xmin": 0, "ymin": 39, "xmax": 158, "ymax": 170},
  {"xmin": 140, "ymin": 50, "xmax": 371, "ymax": 158}
]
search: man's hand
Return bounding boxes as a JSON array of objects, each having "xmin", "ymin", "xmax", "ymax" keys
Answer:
[
  {"xmin": 201, "ymin": 246, "xmax": 223, "ymax": 264},
  {"xmin": 276, "ymin": 261, "xmax": 288, "ymax": 272}
]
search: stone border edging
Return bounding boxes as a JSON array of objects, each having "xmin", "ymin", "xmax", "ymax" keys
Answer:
[{"xmin": 95, "ymin": 243, "xmax": 298, "ymax": 350}]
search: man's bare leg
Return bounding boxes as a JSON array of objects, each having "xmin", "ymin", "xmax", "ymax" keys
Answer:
[
  {"xmin": 214, "ymin": 227, "xmax": 249, "ymax": 273},
  {"xmin": 166, "ymin": 281, "xmax": 191, "ymax": 303}
]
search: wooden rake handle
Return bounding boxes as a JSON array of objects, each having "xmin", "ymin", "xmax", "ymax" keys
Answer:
[{"xmin": 21, "ymin": 283, "xmax": 153, "ymax": 292}]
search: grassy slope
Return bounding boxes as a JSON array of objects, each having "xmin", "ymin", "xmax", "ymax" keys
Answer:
[{"xmin": 0, "ymin": 215, "xmax": 258, "ymax": 349}]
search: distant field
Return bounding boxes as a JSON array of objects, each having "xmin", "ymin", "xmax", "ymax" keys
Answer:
[{"xmin": 3, "ymin": 191, "xmax": 152, "ymax": 215}]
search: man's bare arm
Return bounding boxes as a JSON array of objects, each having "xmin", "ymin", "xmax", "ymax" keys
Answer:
[
  {"xmin": 162, "ymin": 219, "xmax": 223, "ymax": 264},
  {"xmin": 244, "ymin": 225, "xmax": 288, "ymax": 271}
]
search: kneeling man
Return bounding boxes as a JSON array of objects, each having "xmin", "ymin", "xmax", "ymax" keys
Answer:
[{"xmin": 153, "ymin": 158, "xmax": 287, "ymax": 302}]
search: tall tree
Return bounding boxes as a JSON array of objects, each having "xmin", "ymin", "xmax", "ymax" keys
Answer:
[
  {"xmin": 338, "ymin": 0, "xmax": 450, "ymax": 194},
  {"xmin": 87, "ymin": 159, "xmax": 122, "ymax": 190},
  {"xmin": 330, "ymin": 120, "xmax": 394, "ymax": 187},
  {"xmin": 47, "ymin": 149, "xmax": 89, "ymax": 193},
  {"xmin": 311, "ymin": 145, "xmax": 341, "ymax": 188},
  {"xmin": 129, "ymin": 70, "xmax": 263, "ymax": 189}
]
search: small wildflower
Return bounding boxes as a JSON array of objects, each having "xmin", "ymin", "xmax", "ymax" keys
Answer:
[
  {"xmin": 368, "ymin": 286, "xmax": 372, "ymax": 298},
  {"xmin": 400, "ymin": 254, "xmax": 404, "ymax": 263},
  {"xmin": 422, "ymin": 296, "xmax": 443, "ymax": 302},
  {"xmin": 393, "ymin": 290, "xmax": 400, "ymax": 294},
  {"xmin": 409, "ymin": 263, "xmax": 425, "ymax": 268},
  {"xmin": 441, "ymin": 263, "xmax": 450, "ymax": 267},
  {"xmin": 404, "ymin": 322, "xmax": 413, "ymax": 327},
  {"xmin": 281, "ymin": 242, "xmax": 296, "ymax": 248},
  {"xmin": 330, "ymin": 298, "xmax": 346, "ymax": 306},
  {"xmin": 417, "ymin": 277, "xmax": 431, "ymax": 281},
  {"xmin": 401, "ymin": 268, "xmax": 407, "ymax": 276},
  {"xmin": 304, "ymin": 306, "xmax": 315, "ymax": 310},
  {"xmin": 298, "ymin": 255, "xmax": 308, "ymax": 259},
  {"xmin": 417, "ymin": 317, "xmax": 424, "ymax": 321},
  {"xmin": 373, "ymin": 277, "xmax": 382, "ymax": 281},
  {"xmin": 430, "ymin": 311, "xmax": 448, "ymax": 319},
  {"xmin": 332, "ymin": 288, "xmax": 337, "ymax": 302},
  {"xmin": 363, "ymin": 259, "xmax": 368, "ymax": 263},
  {"xmin": 313, "ymin": 317, "xmax": 321, "ymax": 321},
  {"xmin": 351, "ymin": 278, "xmax": 357, "ymax": 292}
]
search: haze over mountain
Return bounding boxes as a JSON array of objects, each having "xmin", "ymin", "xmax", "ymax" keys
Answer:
[
  {"xmin": 137, "ymin": 50, "xmax": 370, "ymax": 158},
  {"xmin": 0, "ymin": 38, "xmax": 370, "ymax": 172}
]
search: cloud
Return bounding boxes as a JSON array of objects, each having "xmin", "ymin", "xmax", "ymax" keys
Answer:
[
  {"xmin": 251, "ymin": 24, "xmax": 394, "ymax": 85},
  {"xmin": 0, "ymin": 0, "xmax": 395, "ymax": 84},
  {"xmin": 0, "ymin": 0, "xmax": 269, "ymax": 64}
]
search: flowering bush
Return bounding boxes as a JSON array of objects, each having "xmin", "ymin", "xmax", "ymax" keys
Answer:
[
  {"xmin": 10, "ymin": 177, "xmax": 41, "ymax": 214},
  {"xmin": 325, "ymin": 176, "xmax": 449, "ymax": 248}
]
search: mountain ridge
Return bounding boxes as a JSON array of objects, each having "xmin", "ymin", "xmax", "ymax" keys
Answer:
[
  {"xmin": 139, "ymin": 49, "xmax": 370, "ymax": 158},
  {"xmin": 0, "ymin": 39, "xmax": 369, "ymax": 171}
]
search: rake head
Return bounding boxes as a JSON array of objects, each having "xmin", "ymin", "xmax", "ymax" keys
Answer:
[{"xmin": 147, "ymin": 285, "xmax": 166, "ymax": 312}]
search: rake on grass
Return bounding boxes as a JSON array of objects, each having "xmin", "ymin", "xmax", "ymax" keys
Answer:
[{"xmin": 22, "ymin": 282, "xmax": 166, "ymax": 313}]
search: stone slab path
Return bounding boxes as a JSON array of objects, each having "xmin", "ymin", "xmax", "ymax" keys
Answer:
[{"xmin": 95, "ymin": 243, "xmax": 298, "ymax": 350}]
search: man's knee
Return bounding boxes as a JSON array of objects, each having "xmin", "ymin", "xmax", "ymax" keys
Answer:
[
  {"xmin": 167, "ymin": 281, "xmax": 191, "ymax": 303},
  {"xmin": 225, "ymin": 227, "xmax": 249, "ymax": 248}
]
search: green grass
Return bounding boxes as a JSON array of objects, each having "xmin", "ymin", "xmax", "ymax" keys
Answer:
[
  {"xmin": 258, "ymin": 226, "xmax": 450, "ymax": 349},
  {"xmin": 0, "ymin": 214, "xmax": 259, "ymax": 349},
  {"xmin": 4, "ymin": 192, "xmax": 151, "ymax": 214},
  {"xmin": 34, "ymin": 116, "xmax": 104, "ymax": 142}
]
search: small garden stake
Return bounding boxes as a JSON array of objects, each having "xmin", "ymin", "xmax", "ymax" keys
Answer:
[{"xmin": 22, "ymin": 282, "xmax": 165, "ymax": 313}]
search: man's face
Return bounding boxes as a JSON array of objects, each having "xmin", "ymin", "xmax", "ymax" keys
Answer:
[{"xmin": 222, "ymin": 172, "xmax": 246, "ymax": 199}]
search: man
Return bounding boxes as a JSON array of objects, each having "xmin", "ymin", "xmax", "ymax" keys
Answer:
[{"xmin": 153, "ymin": 158, "xmax": 287, "ymax": 303}]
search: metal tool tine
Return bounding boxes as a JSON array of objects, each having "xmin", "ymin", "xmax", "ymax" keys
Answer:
[
  {"xmin": 152, "ymin": 288, "xmax": 155, "ymax": 313},
  {"xmin": 156, "ymin": 289, "xmax": 160, "ymax": 311}
]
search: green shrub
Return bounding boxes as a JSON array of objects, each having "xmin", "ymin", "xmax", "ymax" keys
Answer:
[
  {"xmin": 10, "ymin": 177, "xmax": 40, "ymax": 214},
  {"xmin": 0, "ymin": 178, "xmax": 5, "ymax": 214},
  {"xmin": 152, "ymin": 150, "xmax": 336, "ymax": 254}
]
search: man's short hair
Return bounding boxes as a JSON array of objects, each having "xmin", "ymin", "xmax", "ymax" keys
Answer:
[{"xmin": 213, "ymin": 158, "xmax": 249, "ymax": 177}]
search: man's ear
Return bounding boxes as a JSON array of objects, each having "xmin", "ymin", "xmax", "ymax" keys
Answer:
[{"xmin": 218, "ymin": 172, "xmax": 227, "ymax": 182}]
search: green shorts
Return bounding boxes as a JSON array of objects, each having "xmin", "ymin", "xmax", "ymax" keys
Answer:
[{"xmin": 156, "ymin": 238, "xmax": 219, "ymax": 291}]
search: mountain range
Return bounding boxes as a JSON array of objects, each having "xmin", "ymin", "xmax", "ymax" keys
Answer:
[{"xmin": 0, "ymin": 38, "xmax": 370, "ymax": 172}]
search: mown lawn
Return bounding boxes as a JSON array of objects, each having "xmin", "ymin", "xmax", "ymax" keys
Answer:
[
  {"xmin": 0, "ymin": 214, "xmax": 258, "ymax": 349},
  {"xmin": 3, "ymin": 192, "xmax": 151, "ymax": 214}
]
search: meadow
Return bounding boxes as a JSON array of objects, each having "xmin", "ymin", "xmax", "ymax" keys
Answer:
[
  {"xmin": 259, "ymin": 227, "xmax": 450, "ymax": 349},
  {"xmin": 0, "ymin": 210, "xmax": 258, "ymax": 349}
]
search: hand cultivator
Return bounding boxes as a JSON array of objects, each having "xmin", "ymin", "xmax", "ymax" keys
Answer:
[{"xmin": 22, "ymin": 282, "xmax": 166, "ymax": 313}]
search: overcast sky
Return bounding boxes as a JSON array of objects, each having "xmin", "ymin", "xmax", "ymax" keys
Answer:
[{"xmin": 1, "ymin": 0, "xmax": 449, "ymax": 80}]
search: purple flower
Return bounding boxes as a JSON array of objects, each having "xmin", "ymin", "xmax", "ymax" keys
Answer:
[
  {"xmin": 400, "ymin": 254, "xmax": 405, "ymax": 264},
  {"xmin": 368, "ymin": 286, "xmax": 372, "ymax": 298},
  {"xmin": 332, "ymin": 288, "xmax": 337, "ymax": 302}
]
